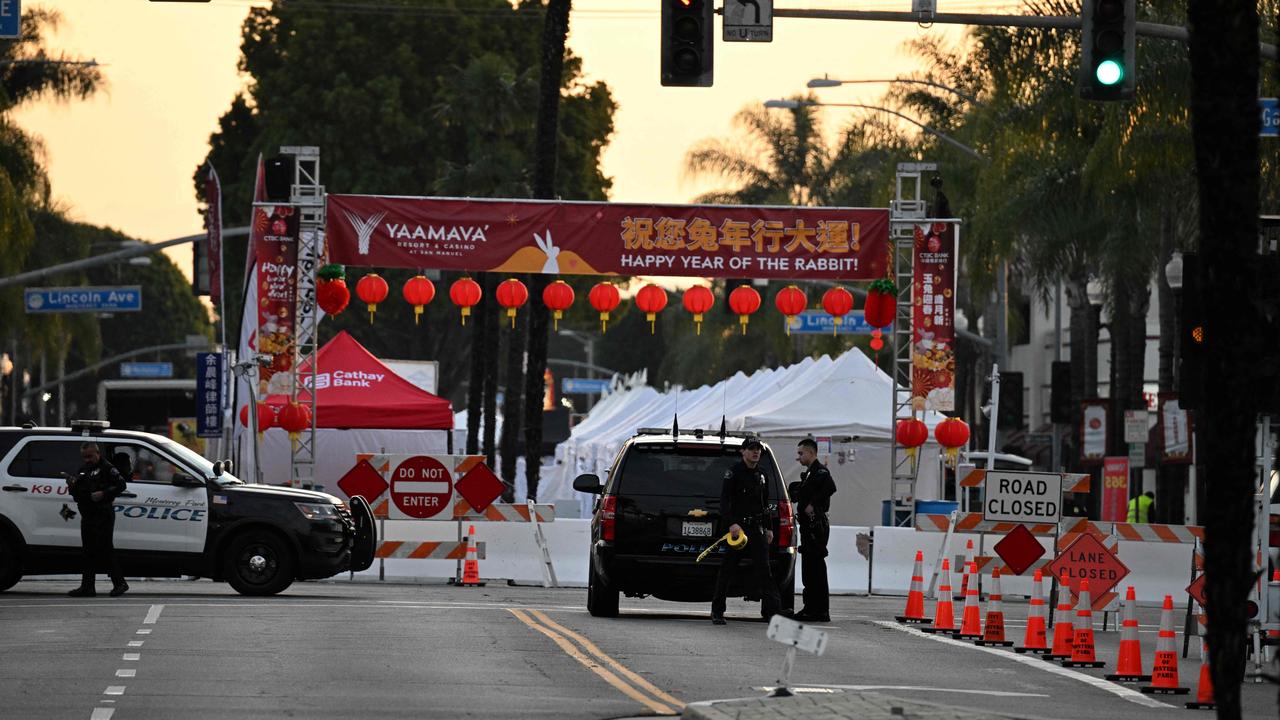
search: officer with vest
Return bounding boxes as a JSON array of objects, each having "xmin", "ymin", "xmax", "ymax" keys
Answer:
[
  {"xmin": 64, "ymin": 442, "xmax": 129, "ymax": 597},
  {"xmin": 1128, "ymin": 491, "xmax": 1155, "ymax": 524},
  {"xmin": 788, "ymin": 438, "xmax": 837, "ymax": 622},
  {"xmin": 711, "ymin": 438, "xmax": 781, "ymax": 625}
]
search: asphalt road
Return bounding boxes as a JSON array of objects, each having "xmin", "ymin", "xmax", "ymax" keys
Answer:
[{"xmin": 1, "ymin": 579, "xmax": 1275, "ymax": 720}]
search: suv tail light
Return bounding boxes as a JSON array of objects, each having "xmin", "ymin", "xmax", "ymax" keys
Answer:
[
  {"xmin": 600, "ymin": 495, "xmax": 618, "ymax": 541},
  {"xmin": 777, "ymin": 498, "xmax": 794, "ymax": 548}
]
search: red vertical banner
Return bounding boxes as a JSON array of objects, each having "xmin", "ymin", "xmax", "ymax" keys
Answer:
[
  {"xmin": 911, "ymin": 222, "xmax": 957, "ymax": 411},
  {"xmin": 254, "ymin": 204, "xmax": 298, "ymax": 394},
  {"xmin": 1101, "ymin": 456, "xmax": 1129, "ymax": 521}
]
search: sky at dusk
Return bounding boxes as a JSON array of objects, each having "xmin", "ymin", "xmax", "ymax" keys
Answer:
[{"xmin": 15, "ymin": 0, "xmax": 1007, "ymax": 277}]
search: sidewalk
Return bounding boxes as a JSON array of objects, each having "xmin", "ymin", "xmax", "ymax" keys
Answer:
[{"xmin": 682, "ymin": 691, "xmax": 1034, "ymax": 720}]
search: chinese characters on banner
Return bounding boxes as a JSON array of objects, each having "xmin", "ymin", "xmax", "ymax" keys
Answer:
[
  {"xmin": 1160, "ymin": 394, "xmax": 1192, "ymax": 463},
  {"xmin": 195, "ymin": 352, "xmax": 224, "ymax": 439},
  {"xmin": 1081, "ymin": 399, "xmax": 1109, "ymax": 464},
  {"xmin": 254, "ymin": 204, "xmax": 298, "ymax": 394},
  {"xmin": 1101, "ymin": 456, "xmax": 1129, "ymax": 521},
  {"xmin": 910, "ymin": 222, "xmax": 957, "ymax": 411},
  {"xmin": 325, "ymin": 195, "xmax": 891, "ymax": 281}
]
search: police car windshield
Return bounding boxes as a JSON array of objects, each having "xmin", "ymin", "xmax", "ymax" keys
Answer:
[
  {"xmin": 619, "ymin": 444, "xmax": 778, "ymax": 497},
  {"xmin": 157, "ymin": 437, "xmax": 243, "ymax": 486}
]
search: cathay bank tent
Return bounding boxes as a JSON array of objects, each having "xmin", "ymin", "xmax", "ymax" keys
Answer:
[{"xmin": 237, "ymin": 331, "xmax": 453, "ymax": 494}]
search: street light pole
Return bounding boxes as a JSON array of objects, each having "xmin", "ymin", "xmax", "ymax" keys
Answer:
[
  {"xmin": 763, "ymin": 99, "xmax": 986, "ymax": 161},
  {"xmin": 807, "ymin": 75, "xmax": 986, "ymax": 107}
]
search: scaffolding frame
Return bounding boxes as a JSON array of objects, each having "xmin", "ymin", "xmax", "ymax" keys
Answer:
[{"xmin": 285, "ymin": 146, "xmax": 324, "ymax": 489}]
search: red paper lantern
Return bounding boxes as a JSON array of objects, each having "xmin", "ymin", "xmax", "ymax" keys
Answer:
[
  {"xmin": 495, "ymin": 278, "xmax": 529, "ymax": 328},
  {"xmin": 449, "ymin": 277, "xmax": 483, "ymax": 325},
  {"xmin": 588, "ymin": 282, "xmax": 621, "ymax": 332},
  {"xmin": 238, "ymin": 402, "xmax": 275, "ymax": 433},
  {"xmin": 317, "ymin": 278, "xmax": 350, "ymax": 316},
  {"xmin": 277, "ymin": 401, "xmax": 313, "ymax": 448},
  {"xmin": 635, "ymin": 284, "xmax": 668, "ymax": 335},
  {"xmin": 727, "ymin": 285, "xmax": 762, "ymax": 335},
  {"xmin": 864, "ymin": 280, "xmax": 897, "ymax": 329},
  {"xmin": 822, "ymin": 287, "xmax": 855, "ymax": 335},
  {"xmin": 542, "ymin": 280, "xmax": 575, "ymax": 331},
  {"xmin": 681, "ymin": 285, "xmax": 715, "ymax": 335},
  {"xmin": 774, "ymin": 285, "xmax": 807, "ymax": 335},
  {"xmin": 402, "ymin": 275, "xmax": 436, "ymax": 325},
  {"xmin": 895, "ymin": 418, "xmax": 929, "ymax": 461},
  {"xmin": 355, "ymin": 274, "xmax": 390, "ymax": 324},
  {"xmin": 935, "ymin": 417, "xmax": 971, "ymax": 467},
  {"xmin": 870, "ymin": 328, "xmax": 885, "ymax": 352}
]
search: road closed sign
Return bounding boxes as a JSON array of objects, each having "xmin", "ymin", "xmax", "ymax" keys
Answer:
[
  {"xmin": 983, "ymin": 471, "xmax": 1062, "ymax": 525},
  {"xmin": 389, "ymin": 455, "xmax": 454, "ymax": 519}
]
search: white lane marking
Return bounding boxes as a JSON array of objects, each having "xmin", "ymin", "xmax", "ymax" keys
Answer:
[
  {"xmin": 874, "ymin": 621, "xmax": 1173, "ymax": 709},
  {"xmin": 103, "ymin": 687, "xmax": 125, "ymax": 696},
  {"xmin": 135, "ymin": 629, "xmax": 151, "ymax": 635},
  {"xmin": 122, "ymin": 653, "xmax": 140, "ymax": 661},
  {"xmin": 90, "ymin": 709, "xmax": 114, "ymax": 720},
  {"xmin": 772, "ymin": 684, "xmax": 1050, "ymax": 698},
  {"xmin": 143, "ymin": 605, "xmax": 164, "ymax": 624},
  {"xmin": 114, "ymin": 669, "xmax": 136, "ymax": 678},
  {"xmin": 127, "ymin": 641, "xmax": 143, "ymax": 648}
]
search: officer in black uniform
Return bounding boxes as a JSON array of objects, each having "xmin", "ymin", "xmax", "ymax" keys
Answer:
[
  {"xmin": 65, "ymin": 442, "xmax": 129, "ymax": 597},
  {"xmin": 789, "ymin": 437, "xmax": 836, "ymax": 622},
  {"xmin": 711, "ymin": 438, "xmax": 781, "ymax": 625}
]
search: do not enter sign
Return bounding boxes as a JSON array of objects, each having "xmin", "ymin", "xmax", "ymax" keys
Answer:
[{"xmin": 390, "ymin": 456, "xmax": 453, "ymax": 519}]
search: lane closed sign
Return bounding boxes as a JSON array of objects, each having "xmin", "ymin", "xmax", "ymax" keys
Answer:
[{"xmin": 983, "ymin": 471, "xmax": 1062, "ymax": 525}]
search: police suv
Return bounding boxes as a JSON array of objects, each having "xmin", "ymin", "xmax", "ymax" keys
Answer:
[
  {"xmin": 0, "ymin": 421, "xmax": 376, "ymax": 595},
  {"xmin": 573, "ymin": 428, "xmax": 796, "ymax": 617}
]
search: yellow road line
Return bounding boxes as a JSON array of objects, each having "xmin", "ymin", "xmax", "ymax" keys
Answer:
[
  {"xmin": 527, "ymin": 609, "xmax": 685, "ymax": 709},
  {"xmin": 507, "ymin": 608, "xmax": 676, "ymax": 715}
]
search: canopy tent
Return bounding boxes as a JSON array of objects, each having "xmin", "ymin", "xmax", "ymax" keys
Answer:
[
  {"xmin": 549, "ymin": 348, "xmax": 949, "ymax": 526},
  {"xmin": 236, "ymin": 331, "xmax": 454, "ymax": 493}
]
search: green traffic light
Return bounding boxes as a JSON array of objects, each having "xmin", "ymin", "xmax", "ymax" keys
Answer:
[{"xmin": 1095, "ymin": 59, "xmax": 1124, "ymax": 86}]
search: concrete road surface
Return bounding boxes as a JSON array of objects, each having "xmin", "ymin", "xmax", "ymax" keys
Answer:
[{"xmin": 0, "ymin": 579, "xmax": 1275, "ymax": 719}]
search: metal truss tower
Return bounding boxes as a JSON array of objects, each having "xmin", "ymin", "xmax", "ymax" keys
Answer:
[{"xmin": 285, "ymin": 146, "xmax": 324, "ymax": 489}]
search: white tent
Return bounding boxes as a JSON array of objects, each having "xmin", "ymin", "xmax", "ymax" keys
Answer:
[{"xmin": 551, "ymin": 348, "xmax": 951, "ymax": 526}]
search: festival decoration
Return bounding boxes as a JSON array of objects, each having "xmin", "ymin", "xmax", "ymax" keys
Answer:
[
  {"xmin": 864, "ymin": 277, "xmax": 897, "ymax": 328},
  {"xmin": 774, "ymin": 285, "xmax": 807, "ymax": 335},
  {"xmin": 316, "ymin": 264, "xmax": 349, "ymax": 316},
  {"xmin": 237, "ymin": 402, "xmax": 275, "ymax": 434},
  {"xmin": 449, "ymin": 277, "xmax": 483, "ymax": 325},
  {"xmin": 588, "ymin": 282, "xmax": 621, "ymax": 333},
  {"xmin": 822, "ymin": 286, "xmax": 855, "ymax": 335},
  {"xmin": 681, "ymin": 285, "xmax": 715, "ymax": 335},
  {"xmin": 895, "ymin": 418, "xmax": 930, "ymax": 462},
  {"xmin": 727, "ymin": 284, "xmax": 762, "ymax": 335},
  {"xmin": 935, "ymin": 416, "xmax": 971, "ymax": 467},
  {"xmin": 402, "ymin": 275, "xmax": 436, "ymax": 325},
  {"xmin": 635, "ymin": 284, "xmax": 668, "ymax": 334},
  {"xmin": 277, "ymin": 401, "xmax": 313, "ymax": 449},
  {"xmin": 355, "ymin": 273, "xmax": 389, "ymax": 324},
  {"xmin": 495, "ymin": 278, "xmax": 529, "ymax": 328},
  {"xmin": 542, "ymin": 280, "xmax": 575, "ymax": 331}
]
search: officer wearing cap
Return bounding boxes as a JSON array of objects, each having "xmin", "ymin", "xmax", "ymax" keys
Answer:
[
  {"xmin": 788, "ymin": 437, "xmax": 836, "ymax": 622},
  {"xmin": 65, "ymin": 442, "xmax": 129, "ymax": 597},
  {"xmin": 711, "ymin": 437, "xmax": 781, "ymax": 625}
]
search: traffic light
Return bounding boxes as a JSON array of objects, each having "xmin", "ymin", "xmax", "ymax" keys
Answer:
[
  {"xmin": 1178, "ymin": 252, "xmax": 1204, "ymax": 411},
  {"xmin": 1050, "ymin": 361, "xmax": 1073, "ymax": 424},
  {"xmin": 998, "ymin": 372, "xmax": 1025, "ymax": 431},
  {"xmin": 1079, "ymin": 0, "xmax": 1135, "ymax": 102},
  {"xmin": 660, "ymin": 0, "xmax": 713, "ymax": 87}
]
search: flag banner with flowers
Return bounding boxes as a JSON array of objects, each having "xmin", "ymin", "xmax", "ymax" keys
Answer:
[
  {"xmin": 253, "ymin": 204, "xmax": 299, "ymax": 392},
  {"xmin": 910, "ymin": 222, "xmax": 958, "ymax": 411},
  {"xmin": 325, "ymin": 195, "xmax": 890, "ymax": 282}
]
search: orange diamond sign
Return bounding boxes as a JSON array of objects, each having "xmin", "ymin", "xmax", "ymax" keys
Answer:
[{"xmin": 1046, "ymin": 532, "xmax": 1129, "ymax": 607}]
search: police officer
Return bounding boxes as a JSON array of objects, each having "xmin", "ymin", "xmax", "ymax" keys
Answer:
[
  {"xmin": 65, "ymin": 442, "xmax": 128, "ymax": 597},
  {"xmin": 789, "ymin": 438, "xmax": 836, "ymax": 622},
  {"xmin": 711, "ymin": 438, "xmax": 781, "ymax": 625}
]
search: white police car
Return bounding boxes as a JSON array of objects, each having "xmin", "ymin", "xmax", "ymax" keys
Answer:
[{"xmin": 0, "ymin": 420, "xmax": 376, "ymax": 595}]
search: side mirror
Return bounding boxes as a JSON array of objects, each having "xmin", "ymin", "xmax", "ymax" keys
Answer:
[
  {"xmin": 212, "ymin": 461, "xmax": 224, "ymax": 477},
  {"xmin": 572, "ymin": 473, "xmax": 603, "ymax": 494},
  {"xmin": 172, "ymin": 473, "xmax": 206, "ymax": 489}
]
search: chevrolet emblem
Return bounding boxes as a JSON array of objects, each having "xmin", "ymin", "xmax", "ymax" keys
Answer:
[{"xmin": 687, "ymin": 509, "xmax": 708, "ymax": 518}]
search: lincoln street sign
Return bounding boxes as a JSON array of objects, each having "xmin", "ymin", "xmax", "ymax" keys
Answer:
[{"xmin": 24, "ymin": 286, "xmax": 142, "ymax": 314}]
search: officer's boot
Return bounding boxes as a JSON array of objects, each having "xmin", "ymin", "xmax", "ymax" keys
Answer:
[{"xmin": 68, "ymin": 574, "xmax": 96, "ymax": 597}]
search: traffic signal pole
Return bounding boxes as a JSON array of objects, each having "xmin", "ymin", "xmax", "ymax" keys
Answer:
[{"xmin": 765, "ymin": 8, "xmax": 1279, "ymax": 61}]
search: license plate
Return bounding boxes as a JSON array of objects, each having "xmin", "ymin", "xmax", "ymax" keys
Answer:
[{"xmin": 682, "ymin": 521, "xmax": 713, "ymax": 537}]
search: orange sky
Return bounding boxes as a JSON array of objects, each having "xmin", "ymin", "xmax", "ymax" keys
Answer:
[{"xmin": 16, "ymin": 0, "xmax": 1005, "ymax": 277}]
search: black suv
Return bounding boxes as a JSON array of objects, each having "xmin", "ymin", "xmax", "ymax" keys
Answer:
[{"xmin": 573, "ymin": 429, "xmax": 796, "ymax": 617}]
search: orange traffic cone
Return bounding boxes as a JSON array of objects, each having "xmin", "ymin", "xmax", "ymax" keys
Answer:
[
  {"xmin": 1185, "ymin": 632, "xmax": 1216, "ymax": 710},
  {"xmin": 923, "ymin": 558, "xmax": 957, "ymax": 634},
  {"xmin": 1141, "ymin": 595, "xmax": 1189, "ymax": 695},
  {"xmin": 1044, "ymin": 572, "xmax": 1075, "ymax": 661},
  {"xmin": 461, "ymin": 524, "xmax": 485, "ymax": 587},
  {"xmin": 896, "ymin": 550, "xmax": 929, "ymax": 624},
  {"xmin": 1106, "ymin": 586, "xmax": 1151, "ymax": 682},
  {"xmin": 955, "ymin": 539, "xmax": 976, "ymax": 603},
  {"xmin": 1062, "ymin": 579, "xmax": 1105, "ymax": 668},
  {"xmin": 976, "ymin": 566, "xmax": 1013, "ymax": 647},
  {"xmin": 1016, "ymin": 569, "xmax": 1050, "ymax": 654},
  {"xmin": 957, "ymin": 562, "xmax": 983, "ymax": 640}
]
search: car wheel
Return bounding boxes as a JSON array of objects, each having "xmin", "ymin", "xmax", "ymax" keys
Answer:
[
  {"xmin": 223, "ymin": 530, "xmax": 296, "ymax": 596},
  {"xmin": 0, "ymin": 532, "xmax": 21, "ymax": 593},
  {"xmin": 586, "ymin": 560, "xmax": 619, "ymax": 617}
]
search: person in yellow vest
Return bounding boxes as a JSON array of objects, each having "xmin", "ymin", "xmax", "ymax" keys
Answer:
[{"xmin": 1127, "ymin": 491, "xmax": 1155, "ymax": 523}]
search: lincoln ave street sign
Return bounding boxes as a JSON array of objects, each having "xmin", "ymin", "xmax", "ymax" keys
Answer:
[
  {"xmin": 982, "ymin": 471, "xmax": 1063, "ymax": 525},
  {"xmin": 24, "ymin": 285, "xmax": 141, "ymax": 314}
]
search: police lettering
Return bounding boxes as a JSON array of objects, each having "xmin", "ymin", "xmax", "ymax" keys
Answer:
[{"xmin": 115, "ymin": 505, "xmax": 206, "ymax": 521}]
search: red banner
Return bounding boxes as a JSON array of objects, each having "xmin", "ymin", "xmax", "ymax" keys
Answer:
[
  {"xmin": 910, "ymin": 222, "xmax": 957, "ymax": 411},
  {"xmin": 254, "ymin": 204, "xmax": 298, "ymax": 365},
  {"xmin": 325, "ymin": 195, "xmax": 890, "ymax": 281},
  {"xmin": 1101, "ymin": 456, "xmax": 1129, "ymax": 522}
]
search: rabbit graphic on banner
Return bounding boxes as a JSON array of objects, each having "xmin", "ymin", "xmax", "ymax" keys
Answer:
[{"xmin": 535, "ymin": 230, "xmax": 559, "ymax": 273}]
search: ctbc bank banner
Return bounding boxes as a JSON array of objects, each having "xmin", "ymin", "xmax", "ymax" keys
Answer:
[{"xmin": 325, "ymin": 195, "xmax": 891, "ymax": 281}]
